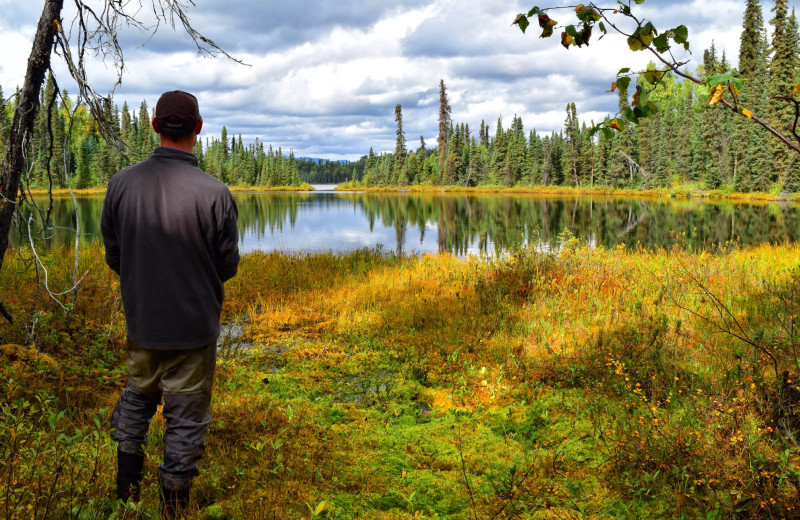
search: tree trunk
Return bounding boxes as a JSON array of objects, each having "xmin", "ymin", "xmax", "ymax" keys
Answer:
[{"xmin": 0, "ymin": 0, "xmax": 63, "ymax": 288}]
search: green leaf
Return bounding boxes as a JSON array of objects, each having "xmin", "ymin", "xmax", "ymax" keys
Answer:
[
  {"xmin": 708, "ymin": 73, "xmax": 733, "ymax": 87},
  {"xmin": 653, "ymin": 33, "xmax": 669, "ymax": 53},
  {"xmin": 642, "ymin": 69, "xmax": 665, "ymax": 84},
  {"xmin": 626, "ymin": 25, "xmax": 656, "ymax": 52},
  {"xmin": 697, "ymin": 83, "xmax": 711, "ymax": 97},
  {"xmin": 637, "ymin": 24, "xmax": 656, "ymax": 46},
  {"xmin": 617, "ymin": 76, "xmax": 632, "ymax": 91},
  {"xmin": 565, "ymin": 25, "xmax": 584, "ymax": 46},
  {"xmin": 513, "ymin": 14, "xmax": 529, "ymax": 34},
  {"xmin": 672, "ymin": 25, "xmax": 689, "ymax": 50},
  {"xmin": 627, "ymin": 36, "xmax": 644, "ymax": 51},
  {"xmin": 634, "ymin": 87, "xmax": 649, "ymax": 107},
  {"xmin": 527, "ymin": 6, "xmax": 545, "ymax": 17},
  {"xmin": 575, "ymin": 5, "xmax": 601, "ymax": 23},
  {"xmin": 623, "ymin": 107, "xmax": 639, "ymax": 124},
  {"xmin": 618, "ymin": 67, "xmax": 631, "ymax": 75}
]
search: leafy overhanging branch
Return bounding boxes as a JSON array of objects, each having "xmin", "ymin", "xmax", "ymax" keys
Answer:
[{"xmin": 513, "ymin": 1, "xmax": 800, "ymax": 155}]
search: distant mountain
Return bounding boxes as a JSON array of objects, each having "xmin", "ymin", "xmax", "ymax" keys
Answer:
[{"xmin": 296, "ymin": 157, "xmax": 351, "ymax": 165}]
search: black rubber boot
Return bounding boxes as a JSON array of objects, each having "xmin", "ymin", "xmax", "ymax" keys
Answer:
[
  {"xmin": 116, "ymin": 449, "xmax": 144, "ymax": 502},
  {"xmin": 161, "ymin": 477, "xmax": 191, "ymax": 519}
]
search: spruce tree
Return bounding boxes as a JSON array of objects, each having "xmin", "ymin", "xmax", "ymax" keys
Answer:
[
  {"xmin": 364, "ymin": 147, "xmax": 377, "ymax": 186},
  {"xmin": 700, "ymin": 45, "xmax": 730, "ymax": 189},
  {"xmin": 527, "ymin": 130, "xmax": 544, "ymax": 185},
  {"xmin": 136, "ymin": 100, "xmax": 152, "ymax": 159},
  {"xmin": 505, "ymin": 115, "xmax": 526, "ymax": 186},
  {"xmin": 734, "ymin": 0, "xmax": 771, "ymax": 192},
  {"xmin": 610, "ymin": 82, "xmax": 633, "ymax": 185},
  {"xmin": 769, "ymin": 0, "xmax": 799, "ymax": 190},
  {"xmin": 394, "ymin": 104, "xmax": 406, "ymax": 184},
  {"xmin": 443, "ymin": 126, "xmax": 459, "ymax": 185},
  {"xmin": 541, "ymin": 135, "xmax": 553, "ymax": 185},
  {"xmin": 579, "ymin": 123, "xmax": 594, "ymax": 186},
  {"xmin": 437, "ymin": 79, "xmax": 451, "ymax": 179},
  {"xmin": 488, "ymin": 117, "xmax": 506, "ymax": 185},
  {"xmin": 562, "ymin": 103, "xmax": 580, "ymax": 186},
  {"xmin": 193, "ymin": 139, "xmax": 204, "ymax": 171},
  {"xmin": 673, "ymin": 86, "xmax": 694, "ymax": 183}
]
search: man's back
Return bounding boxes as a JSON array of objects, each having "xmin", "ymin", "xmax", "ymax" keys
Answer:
[{"xmin": 102, "ymin": 146, "xmax": 239, "ymax": 349}]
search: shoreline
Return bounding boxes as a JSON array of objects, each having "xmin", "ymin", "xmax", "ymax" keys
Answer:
[
  {"xmin": 333, "ymin": 183, "xmax": 799, "ymax": 203},
  {"xmin": 23, "ymin": 184, "xmax": 315, "ymax": 196},
  {"xmin": 20, "ymin": 183, "xmax": 800, "ymax": 205}
]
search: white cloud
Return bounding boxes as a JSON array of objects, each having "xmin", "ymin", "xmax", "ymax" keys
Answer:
[{"xmin": 0, "ymin": 0, "xmax": 791, "ymax": 160}]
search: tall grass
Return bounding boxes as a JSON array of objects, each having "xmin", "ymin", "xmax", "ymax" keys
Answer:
[{"xmin": 2, "ymin": 241, "xmax": 800, "ymax": 518}]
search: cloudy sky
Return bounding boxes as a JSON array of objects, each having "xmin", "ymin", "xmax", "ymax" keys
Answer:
[{"xmin": 0, "ymin": 0, "xmax": 784, "ymax": 160}]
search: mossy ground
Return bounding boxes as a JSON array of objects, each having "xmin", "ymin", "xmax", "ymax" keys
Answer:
[{"xmin": 2, "ymin": 240, "xmax": 800, "ymax": 518}]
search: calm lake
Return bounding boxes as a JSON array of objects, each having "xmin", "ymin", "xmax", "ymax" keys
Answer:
[{"xmin": 17, "ymin": 185, "xmax": 800, "ymax": 256}]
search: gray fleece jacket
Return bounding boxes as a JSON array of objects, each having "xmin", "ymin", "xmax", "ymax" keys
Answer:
[{"xmin": 101, "ymin": 146, "xmax": 240, "ymax": 350}]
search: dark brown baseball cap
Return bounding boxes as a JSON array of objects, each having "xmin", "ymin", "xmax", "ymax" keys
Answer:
[{"xmin": 155, "ymin": 90, "xmax": 200, "ymax": 125}]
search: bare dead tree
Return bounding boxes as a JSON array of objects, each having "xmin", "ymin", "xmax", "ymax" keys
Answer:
[
  {"xmin": 0, "ymin": 0, "xmax": 244, "ymax": 323},
  {"xmin": 617, "ymin": 150, "xmax": 650, "ymax": 189}
]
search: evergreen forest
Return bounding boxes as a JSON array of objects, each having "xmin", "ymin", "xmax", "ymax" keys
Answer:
[
  {"xmin": 353, "ymin": 0, "xmax": 800, "ymax": 194},
  {"xmin": 0, "ymin": 76, "xmax": 307, "ymax": 190}
]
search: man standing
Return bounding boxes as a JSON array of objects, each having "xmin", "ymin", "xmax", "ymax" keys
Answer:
[{"xmin": 101, "ymin": 90, "xmax": 239, "ymax": 514}]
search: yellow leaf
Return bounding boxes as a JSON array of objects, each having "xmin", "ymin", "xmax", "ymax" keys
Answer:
[
  {"xmin": 606, "ymin": 81, "xmax": 618, "ymax": 93},
  {"xmin": 741, "ymin": 109, "xmax": 753, "ymax": 119},
  {"xmin": 314, "ymin": 501, "xmax": 328, "ymax": 516},
  {"xmin": 561, "ymin": 31, "xmax": 574, "ymax": 49},
  {"xmin": 708, "ymin": 85, "xmax": 723, "ymax": 106},
  {"xmin": 792, "ymin": 83, "xmax": 800, "ymax": 96}
]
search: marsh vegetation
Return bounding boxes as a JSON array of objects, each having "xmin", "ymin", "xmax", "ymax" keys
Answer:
[{"xmin": 2, "ymin": 237, "xmax": 800, "ymax": 518}]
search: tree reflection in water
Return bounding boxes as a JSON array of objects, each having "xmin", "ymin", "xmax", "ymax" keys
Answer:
[{"xmin": 15, "ymin": 192, "xmax": 800, "ymax": 255}]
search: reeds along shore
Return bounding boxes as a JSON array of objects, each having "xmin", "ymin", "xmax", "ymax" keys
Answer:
[
  {"xmin": 22, "ymin": 183, "xmax": 800, "ymax": 204},
  {"xmin": 2, "ymin": 241, "xmax": 800, "ymax": 518}
]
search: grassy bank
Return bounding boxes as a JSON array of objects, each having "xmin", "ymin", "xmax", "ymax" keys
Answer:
[
  {"xmin": 2, "ymin": 241, "xmax": 800, "ymax": 518},
  {"xmin": 23, "ymin": 184, "xmax": 314, "ymax": 197},
  {"xmin": 21, "ymin": 183, "xmax": 800, "ymax": 204},
  {"xmin": 334, "ymin": 182, "xmax": 800, "ymax": 204}
]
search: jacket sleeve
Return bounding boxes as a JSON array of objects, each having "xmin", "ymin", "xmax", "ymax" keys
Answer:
[
  {"xmin": 100, "ymin": 193, "xmax": 120, "ymax": 274},
  {"xmin": 216, "ymin": 194, "xmax": 240, "ymax": 282}
]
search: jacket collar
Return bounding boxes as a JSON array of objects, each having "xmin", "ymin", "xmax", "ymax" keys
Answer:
[{"xmin": 152, "ymin": 146, "xmax": 199, "ymax": 167}]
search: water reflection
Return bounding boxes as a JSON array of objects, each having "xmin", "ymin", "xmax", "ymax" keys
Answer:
[{"xmin": 14, "ymin": 190, "xmax": 800, "ymax": 256}]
